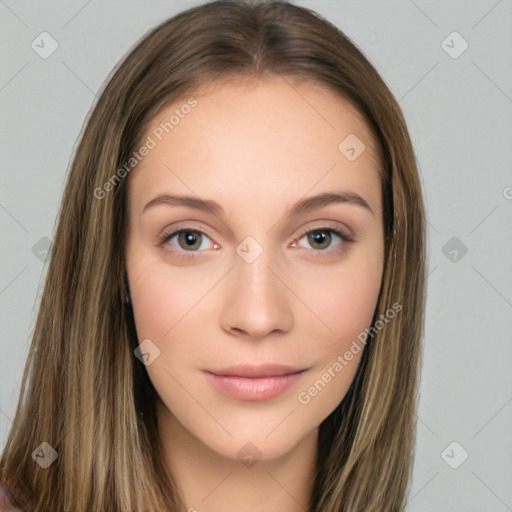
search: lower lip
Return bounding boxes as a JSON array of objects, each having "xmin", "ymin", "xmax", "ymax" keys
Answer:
[{"xmin": 202, "ymin": 370, "xmax": 305, "ymax": 401}]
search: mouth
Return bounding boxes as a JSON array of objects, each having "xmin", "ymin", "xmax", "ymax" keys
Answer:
[{"xmin": 202, "ymin": 364, "xmax": 308, "ymax": 401}]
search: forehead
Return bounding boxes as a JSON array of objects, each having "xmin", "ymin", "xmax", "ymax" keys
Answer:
[{"xmin": 127, "ymin": 75, "xmax": 382, "ymax": 219}]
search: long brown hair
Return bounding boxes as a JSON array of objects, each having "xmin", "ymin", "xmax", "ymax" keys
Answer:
[{"xmin": 0, "ymin": 1, "xmax": 426, "ymax": 510}]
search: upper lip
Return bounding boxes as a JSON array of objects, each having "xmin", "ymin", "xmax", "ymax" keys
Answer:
[{"xmin": 204, "ymin": 364, "xmax": 306, "ymax": 378}]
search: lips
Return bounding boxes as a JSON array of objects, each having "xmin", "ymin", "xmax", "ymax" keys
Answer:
[
  {"xmin": 205, "ymin": 363, "xmax": 305, "ymax": 378},
  {"xmin": 202, "ymin": 364, "xmax": 307, "ymax": 401}
]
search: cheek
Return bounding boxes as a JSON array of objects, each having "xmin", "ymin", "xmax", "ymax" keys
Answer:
[
  {"xmin": 126, "ymin": 254, "xmax": 220, "ymax": 399},
  {"xmin": 127, "ymin": 260, "xmax": 209, "ymax": 410},
  {"xmin": 300, "ymin": 252, "xmax": 383, "ymax": 346},
  {"xmin": 294, "ymin": 248, "xmax": 382, "ymax": 410},
  {"xmin": 129, "ymin": 267, "xmax": 177, "ymax": 339},
  {"xmin": 295, "ymin": 270, "xmax": 380, "ymax": 416},
  {"xmin": 128, "ymin": 256, "xmax": 212, "ymax": 340}
]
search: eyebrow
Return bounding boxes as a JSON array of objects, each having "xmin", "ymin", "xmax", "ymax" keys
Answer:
[{"xmin": 140, "ymin": 191, "xmax": 374, "ymax": 218}]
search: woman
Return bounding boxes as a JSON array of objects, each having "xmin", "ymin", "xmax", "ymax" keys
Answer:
[{"xmin": 0, "ymin": 1, "xmax": 426, "ymax": 510}]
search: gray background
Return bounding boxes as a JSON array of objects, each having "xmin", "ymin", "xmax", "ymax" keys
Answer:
[{"xmin": 1, "ymin": 1, "xmax": 511, "ymax": 510}]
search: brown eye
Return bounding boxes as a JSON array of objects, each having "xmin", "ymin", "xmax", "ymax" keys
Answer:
[
  {"xmin": 306, "ymin": 230, "xmax": 332, "ymax": 250},
  {"xmin": 294, "ymin": 227, "xmax": 352, "ymax": 254},
  {"xmin": 162, "ymin": 228, "xmax": 215, "ymax": 254},
  {"xmin": 177, "ymin": 230, "xmax": 203, "ymax": 251}
]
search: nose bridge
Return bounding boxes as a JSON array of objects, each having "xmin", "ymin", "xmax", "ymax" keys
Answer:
[{"xmin": 219, "ymin": 236, "xmax": 293, "ymax": 338}]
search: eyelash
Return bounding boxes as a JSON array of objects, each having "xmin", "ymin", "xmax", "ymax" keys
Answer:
[{"xmin": 159, "ymin": 225, "xmax": 352, "ymax": 261}]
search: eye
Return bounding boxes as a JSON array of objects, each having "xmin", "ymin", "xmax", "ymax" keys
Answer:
[
  {"xmin": 159, "ymin": 225, "xmax": 352, "ymax": 260},
  {"xmin": 293, "ymin": 227, "xmax": 352, "ymax": 252},
  {"xmin": 161, "ymin": 228, "xmax": 218, "ymax": 253}
]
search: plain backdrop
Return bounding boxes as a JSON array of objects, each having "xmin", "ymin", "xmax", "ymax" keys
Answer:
[{"xmin": 1, "ymin": 1, "xmax": 511, "ymax": 510}]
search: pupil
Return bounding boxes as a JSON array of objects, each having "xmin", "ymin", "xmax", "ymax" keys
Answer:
[
  {"xmin": 309, "ymin": 231, "xmax": 330, "ymax": 249},
  {"xmin": 180, "ymin": 231, "xmax": 201, "ymax": 250}
]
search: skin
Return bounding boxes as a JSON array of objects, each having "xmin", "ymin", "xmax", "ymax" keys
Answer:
[{"xmin": 125, "ymin": 75, "xmax": 384, "ymax": 512}]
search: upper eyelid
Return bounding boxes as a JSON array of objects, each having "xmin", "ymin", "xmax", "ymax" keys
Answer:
[
  {"xmin": 161, "ymin": 223, "xmax": 216, "ymax": 243},
  {"xmin": 160, "ymin": 216, "xmax": 351, "ymax": 235},
  {"xmin": 296, "ymin": 224, "xmax": 350, "ymax": 239},
  {"xmin": 161, "ymin": 224, "xmax": 350, "ymax": 249}
]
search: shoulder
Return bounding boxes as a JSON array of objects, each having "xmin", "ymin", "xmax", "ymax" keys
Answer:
[{"xmin": 0, "ymin": 481, "xmax": 24, "ymax": 512}]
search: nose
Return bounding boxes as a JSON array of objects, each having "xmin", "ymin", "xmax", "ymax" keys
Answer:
[{"xmin": 219, "ymin": 246, "xmax": 294, "ymax": 340}]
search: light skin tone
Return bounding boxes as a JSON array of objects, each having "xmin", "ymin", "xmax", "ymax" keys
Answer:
[{"xmin": 125, "ymin": 75, "xmax": 384, "ymax": 512}]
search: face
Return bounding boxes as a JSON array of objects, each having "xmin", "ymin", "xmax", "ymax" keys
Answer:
[{"xmin": 125, "ymin": 76, "xmax": 384, "ymax": 463}]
